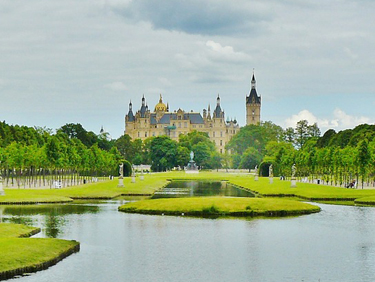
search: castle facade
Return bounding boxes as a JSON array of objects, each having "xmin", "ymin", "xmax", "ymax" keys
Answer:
[{"xmin": 125, "ymin": 74, "xmax": 261, "ymax": 153}]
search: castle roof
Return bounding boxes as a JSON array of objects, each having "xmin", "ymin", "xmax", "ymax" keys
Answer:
[
  {"xmin": 246, "ymin": 88, "xmax": 261, "ymax": 104},
  {"xmin": 150, "ymin": 113, "xmax": 204, "ymax": 125}
]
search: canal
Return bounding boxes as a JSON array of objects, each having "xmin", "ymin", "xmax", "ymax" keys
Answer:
[{"xmin": 1, "ymin": 200, "xmax": 375, "ymax": 282}]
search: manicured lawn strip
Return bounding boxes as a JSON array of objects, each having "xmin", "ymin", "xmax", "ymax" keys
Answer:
[
  {"xmin": 0, "ymin": 223, "xmax": 40, "ymax": 238},
  {"xmin": 0, "ymin": 223, "xmax": 80, "ymax": 280},
  {"xmin": 119, "ymin": 197, "xmax": 320, "ymax": 217},
  {"xmin": 1, "ymin": 176, "xmax": 169, "ymax": 203},
  {"xmin": 229, "ymin": 177, "xmax": 375, "ymax": 201},
  {"xmin": 0, "ymin": 238, "xmax": 80, "ymax": 279},
  {"xmin": 0, "ymin": 191, "xmax": 73, "ymax": 205},
  {"xmin": 354, "ymin": 196, "xmax": 375, "ymax": 206}
]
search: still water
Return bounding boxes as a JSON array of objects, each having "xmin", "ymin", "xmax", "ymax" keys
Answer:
[
  {"xmin": 1, "ymin": 201, "xmax": 375, "ymax": 282},
  {"xmin": 152, "ymin": 181, "xmax": 255, "ymax": 199}
]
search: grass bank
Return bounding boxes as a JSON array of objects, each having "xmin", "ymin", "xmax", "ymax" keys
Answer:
[
  {"xmin": 119, "ymin": 196, "xmax": 320, "ymax": 217},
  {"xmin": 0, "ymin": 175, "xmax": 169, "ymax": 204},
  {"xmin": 0, "ymin": 223, "xmax": 80, "ymax": 280},
  {"xmin": 228, "ymin": 176, "xmax": 375, "ymax": 203}
]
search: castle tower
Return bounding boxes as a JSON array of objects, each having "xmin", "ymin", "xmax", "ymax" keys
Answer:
[{"xmin": 246, "ymin": 71, "xmax": 261, "ymax": 125}]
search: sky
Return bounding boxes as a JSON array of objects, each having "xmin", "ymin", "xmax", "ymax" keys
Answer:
[{"xmin": 1, "ymin": 0, "xmax": 374, "ymax": 139}]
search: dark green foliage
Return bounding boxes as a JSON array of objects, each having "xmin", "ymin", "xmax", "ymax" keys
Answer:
[
  {"xmin": 316, "ymin": 129, "xmax": 336, "ymax": 148},
  {"xmin": 150, "ymin": 136, "xmax": 178, "ymax": 171},
  {"xmin": 123, "ymin": 160, "xmax": 132, "ymax": 177}
]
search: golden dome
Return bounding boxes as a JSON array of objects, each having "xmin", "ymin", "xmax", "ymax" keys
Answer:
[{"xmin": 154, "ymin": 94, "xmax": 167, "ymax": 112}]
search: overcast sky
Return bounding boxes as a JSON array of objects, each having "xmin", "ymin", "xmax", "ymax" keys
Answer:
[{"xmin": 1, "ymin": 0, "xmax": 374, "ymax": 138}]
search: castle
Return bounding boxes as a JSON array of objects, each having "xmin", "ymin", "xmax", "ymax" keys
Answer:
[{"xmin": 125, "ymin": 73, "xmax": 261, "ymax": 153}]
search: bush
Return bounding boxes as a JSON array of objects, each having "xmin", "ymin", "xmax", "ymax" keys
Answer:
[{"xmin": 123, "ymin": 160, "xmax": 132, "ymax": 177}]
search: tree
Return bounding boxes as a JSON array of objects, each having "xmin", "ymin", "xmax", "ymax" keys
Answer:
[
  {"xmin": 239, "ymin": 147, "xmax": 262, "ymax": 171},
  {"xmin": 150, "ymin": 136, "xmax": 178, "ymax": 171},
  {"xmin": 176, "ymin": 146, "xmax": 190, "ymax": 168},
  {"xmin": 115, "ymin": 134, "xmax": 134, "ymax": 162},
  {"xmin": 357, "ymin": 139, "xmax": 370, "ymax": 188}
]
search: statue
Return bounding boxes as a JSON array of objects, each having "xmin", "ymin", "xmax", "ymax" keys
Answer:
[
  {"xmin": 292, "ymin": 164, "xmax": 296, "ymax": 178},
  {"xmin": 190, "ymin": 151, "xmax": 194, "ymax": 161},
  {"xmin": 119, "ymin": 163, "xmax": 124, "ymax": 177},
  {"xmin": 254, "ymin": 165, "xmax": 258, "ymax": 174},
  {"xmin": 291, "ymin": 163, "xmax": 297, "ymax": 187},
  {"xmin": 269, "ymin": 164, "xmax": 273, "ymax": 177}
]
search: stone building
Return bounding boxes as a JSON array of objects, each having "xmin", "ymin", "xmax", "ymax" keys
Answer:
[
  {"xmin": 125, "ymin": 74, "xmax": 261, "ymax": 153},
  {"xmin": 125, "ymin": 94, "xmax": 239, "ymax": 153}
]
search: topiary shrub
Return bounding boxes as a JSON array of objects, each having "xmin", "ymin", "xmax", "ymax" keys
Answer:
[{"xmin": 123, "ymin": 160, "xmax": 132, "ymax": 177}]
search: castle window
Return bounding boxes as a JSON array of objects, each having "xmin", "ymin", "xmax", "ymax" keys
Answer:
[
  {"xmin": 152, "ymin": 132, "xmax": 155, "ymax": 136},
  {"xmin": 184, "ymin": 122, "xmax": 187, "ymax": 128},
  {"xmin": 213, "ymin": 132, "xmax": 216, "ymax": 137},
  {"xmin": 220, "ymin": 131, "xmax": 223, "ymax": 137},
  {"xmin": 137, "ymin": 132, "xmax": 140, "ymax": 137},
  {"xmin": 178, "ymin": 122, "xmax": 181, "ymax": 128},
  {"xmin": 220, "ymin": 140, "xmax": 222, "ymax": 146},
  {"xmin": 145, "ymin": 132, "xmax": 147, "ymax": 137}
]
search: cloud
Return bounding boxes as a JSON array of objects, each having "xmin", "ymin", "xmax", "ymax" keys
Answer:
[
  {"xmin": 205, "ymin": 41, "xmax": 251, "ymax": 63},
  {"xmin": 175, "ymin": 40, "xmax": 251, "ymax": 84},
  {"xmin": 109, "ymin": 0, "xmax": 270, "ymax": 36},
  {"xmin": 285, "ymin": 109, "xmax": 374, "ymax": 132},
  {"xmin": 105, "ymin": 81, "xmax": 128, "ymax": 91},
  {"xmin": 158, "ymin": 77, "xmax": 172, "ymax": 87}
]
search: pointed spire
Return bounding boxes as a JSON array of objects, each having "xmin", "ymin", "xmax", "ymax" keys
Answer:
[
  {"xmin": 251, "ymin": 69, "xmax": 256, "ymax": 90},
  {"xmin": 217, "ymin": 93, "xmax": 220, "ymax": 106},
  {"xmin": 166, "ymin": 102, "xmax": 169, "ymax": 112},
  {"xmin": 159, "ymin": 93, "xmax": 163, "ymax": 103},
  {"xmin": 142, "ymin": 94, "xmax": 145, "ymax": 105}
]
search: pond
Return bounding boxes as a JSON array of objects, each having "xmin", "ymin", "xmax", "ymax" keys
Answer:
[
  {"xmin": 1, "ymin": 201, "xmax": 375, "ymax": 282},
  {"xmin": 152, "ymin": 181, "xmax": 255, "ymax": 199}
]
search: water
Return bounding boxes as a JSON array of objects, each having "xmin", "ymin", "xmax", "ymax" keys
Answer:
[
  {"xmin": 1, "ymin": 202, "xmax": 375, "ymax": 282},
  {"xmin": 152, "ymin": 181, "xmax": 255, "ymax": 198}
]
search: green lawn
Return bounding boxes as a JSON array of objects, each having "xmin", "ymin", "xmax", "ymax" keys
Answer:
[
  {"xmin": 0, "ymin": 223, "xmax": 40, "ymax": 238},
  {"xmin": 0, "ymin": 223, "xmax": 79, "ymax": 278},
  {"xmin": 2, "ymin": 171, "xmax": 375, "ymax": 205},
  {"xmin": 119, "ymin": 196, "xmax": 320, "ymax": 217},
  {"xmin": 229, "ymin": 176, "xmax": 375, "ymax": 202},
  {"xmin": 0, "ymin": 175, "xmax": 169, "ymax": 204}
]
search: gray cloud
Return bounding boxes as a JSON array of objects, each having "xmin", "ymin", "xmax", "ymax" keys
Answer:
[{"xmin": 110, "ymin": 0, "xmax": 271, "ymax": 35}]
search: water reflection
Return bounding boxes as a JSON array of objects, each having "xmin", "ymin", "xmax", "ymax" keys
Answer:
[
  {"xmin": 2, "ymin": 203, "xmax": 100, "ymax": 238},
  {"xmin": 152, "ymin": 181, "xmax": 255, "ymax": 199},
  {"xmin": 4, "ymin": 202, "xmax": 375, "ymax": 282}
]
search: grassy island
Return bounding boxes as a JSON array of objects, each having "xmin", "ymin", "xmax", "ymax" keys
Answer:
[
  {"xmin": 119, "ymin": 197, "xmax": 321, "ymax": 217},
  {"xmin": 0, "ymin": 223, "xmax": 80, "ymax": 280}
]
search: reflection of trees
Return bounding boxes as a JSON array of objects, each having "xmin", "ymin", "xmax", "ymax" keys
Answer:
[
  {"xmin": 45, "ymin": 213, "xmax": 66, "ymax": 238},
  {"xmin": 4, "ymin": 204, "xmax": 100, "ymax": 238}
]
